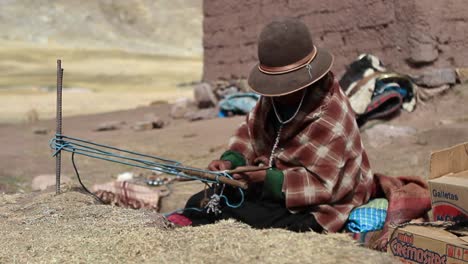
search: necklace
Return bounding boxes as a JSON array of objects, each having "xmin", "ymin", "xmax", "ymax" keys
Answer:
[{"xmin": 268, "ymin": 89, "xmax": 306, "ymax": 167}]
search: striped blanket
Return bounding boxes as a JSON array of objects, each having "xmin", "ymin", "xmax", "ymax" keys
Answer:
[{"xmin": 92, "ymin": 181, "xmax": 170, "ymax": 211}]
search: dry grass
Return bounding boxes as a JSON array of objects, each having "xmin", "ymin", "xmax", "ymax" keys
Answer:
[
  {"xmin": 0, "ymin": 188, "xmax": 397, "ymax": 264},
  {"xmin": 1, "ymin": 91, "xmax": 193, "ymax": 124},
  {"xmin": 0, "ymin": 42, "xmax": 201, "ymax": 123}
]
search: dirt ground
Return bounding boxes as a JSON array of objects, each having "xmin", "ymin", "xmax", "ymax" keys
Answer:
[{"xmin": 0, "ymin": 84, "xmax": 467, "ymax": 263}]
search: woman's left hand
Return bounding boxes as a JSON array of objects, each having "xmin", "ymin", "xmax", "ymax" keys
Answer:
[{"xmin": 232, "ymin": 166, "xmax": 267, "ymax": 183}]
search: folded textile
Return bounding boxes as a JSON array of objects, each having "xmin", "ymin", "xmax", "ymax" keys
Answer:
[
  {"xmin": 166, "ymin": 213, "xmax": 192, "ymax": 227},
  {"xmin": 339, "ymin": 56, "xmax": 417, "ymax": 125},
  {"xmin": 373, "ymin": 82, "xmax": 407, "ymax": 98},
  {"xmin": 219, "ymin": 92, "xmax": 260, "ymax": 116},
  {"xmin": 374, "ymin": 73, "xmax": 414, "ymax": 102},
  {"xmin": 346, "ymin": 74, "xmax": 378, "ymax": 115},
  {"xmin": 356, "ymin": 90, "xmax": 403, "ymax": 127},
  {"xmin": 347, "ymin": 198, "xmax": 388, "ymax": 233},
  {"xmin": 339, "ymin": 53, "xmax": 386, "ymax": 93},
  {"xmin": 92, "ymin": 181, "xmax": 170, "ymax": 211},
  {"xmin": 339, "ymin": 54, "xmax": 386, "ymax": 115},
  {"xmin": 369, "ymin": 174, "xmax": 431, "ymax": 251},
  {"xmin": 374, "ymin": 73, "xmax": 416, "ymax": 112}
]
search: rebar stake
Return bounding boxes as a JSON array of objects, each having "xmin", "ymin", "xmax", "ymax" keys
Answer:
[{"xmin": 56, "ymin": 60, "xmax": 63, "ymax": 195}]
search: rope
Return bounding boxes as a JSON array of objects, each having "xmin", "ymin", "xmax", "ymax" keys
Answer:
[{"xmin": 50, "ymin": 134, "xmax": 245, "ymax": 215}]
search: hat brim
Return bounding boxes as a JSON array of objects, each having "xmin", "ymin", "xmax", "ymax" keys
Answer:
[{"xmin": 248, "ymin": 47, "xmax": 334, "ymax": 97}]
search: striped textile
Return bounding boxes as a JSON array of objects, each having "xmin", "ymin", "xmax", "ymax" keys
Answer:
[{"xmin": 92, "ymin": 181, "xmax": 169, "ymax": 211}]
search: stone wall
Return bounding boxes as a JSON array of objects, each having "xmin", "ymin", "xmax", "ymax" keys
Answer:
[{"xmin": 203, "ymin": 0, "xmax": 468, "ymax": 81}]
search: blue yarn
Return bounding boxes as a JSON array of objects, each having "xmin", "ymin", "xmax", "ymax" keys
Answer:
[
  {"xmin": 218, "ymin": 172, "xmax": 245, "ymax": 209},
  {"xmin": 50, "ymin": 134, "xmax": 246, "ymax": 213},
  {"xmin": 52, "ymin": 134, "xmax": 179, "ymax": 164},
  {"xmin": 220, "ymin": 190, "xmax": 244, "ymax": 209}
]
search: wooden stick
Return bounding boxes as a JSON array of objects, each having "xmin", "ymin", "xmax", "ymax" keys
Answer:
[
  {"xmin": 226, "ymin": 166, "xmax": 270, "ymax": 175},
  {"xmin": 177, "ymin": 167, "xmax": 248, "ymax": 189},
  {"xmin": 173, "ymin": 166, "xmax": 270, "ymax": 189}
]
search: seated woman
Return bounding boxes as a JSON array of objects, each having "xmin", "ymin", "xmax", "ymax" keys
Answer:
[{"xmin": 180, "ymin": 18, "xmax": 374, "ymax": 233}]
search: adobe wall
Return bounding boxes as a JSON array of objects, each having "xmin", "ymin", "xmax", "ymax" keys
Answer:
[{"xmin": 203, "ymin": 0, "xmax": 468, "ymax": 81}]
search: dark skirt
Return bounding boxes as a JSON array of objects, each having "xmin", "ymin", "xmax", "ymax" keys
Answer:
[{"xmin": 182, "ymin": 184, "xmax": 323, "ymax": 233}]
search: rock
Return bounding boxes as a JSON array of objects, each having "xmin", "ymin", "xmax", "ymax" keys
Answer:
[
  {"xmin": 213, "ymin": 80, "xmax": 230, "ymax": 90},
  {"xmin": 413, "ymin": 68, "xmax": 457, "ymax": 87},
  {"xmin": 132, "ymin": 119, "xmax": 165, "ymax": 131},
  {"xmin": 416, "ymin": 84, "xmax": 451, "ymax": 102},
  {"xmin": 456, "ymin": 68, "xmax": 468, "ymax": 84},
  {"xmin": 31, "ymin": 174, "xmax": 70, "ymax": 191},
  {"xmin": 94, "ymin": 121, "xmax": 122, "ymax": 132},
  {"xmin": 194, "ymin": 82, "xmax": 217, "ymax": 108},
  {"xmin": 182, "ymin": 133, "xmax": 197, "ymax": 138},
  {"xmin": 185, "ymin": 108, "xmax": 219, "ymax": 122},
  {"xmin": 170, "ymin": 98, "xmax": 195, "ymax": 119},
  {"xmin": 132, "ymin": 122, "xmax": 152, "ymax": 131},
  {"xmin": 210, "ymin": 80, "xmax": 241, "ymax": 100},
  {"xmin": 409, "ymin": 42, "xmax": 438, "ymax": 65},
  {"xmin": 364, "ymin": 124, "xmax": 417, "ymax": 148},
  {"xmin": 149, "ymin": 100, "xmax": 168, "ymax": 106},
  {"xmin": 407, "ymin": 31, "xmax": 438, "ymax": 65},
  {"xmin": 215, "ymin": 85, "xmax": 239, "ymax": 99},
  {"xmin": 176, "ymin": 81, "xmax": 200, "ymax": 87},
  {"xmin": 32, "ymin": 127, "xmax": 49, "ymax": 135},
  {"xmin": 116, "ymin": 172, "xmax": 134, "ymax": 182},
  {"xmin": 236, "ymin": 79, "xmax": 251, "ymax": 92}
]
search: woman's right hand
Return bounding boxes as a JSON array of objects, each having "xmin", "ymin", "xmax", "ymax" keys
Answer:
[{"xmin": 207, "ymin": 160, "xmax": 232, "ymax": 171}]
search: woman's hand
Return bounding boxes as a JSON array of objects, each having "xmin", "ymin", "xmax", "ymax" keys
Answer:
[
  {"xmin": 232, "ymin": 166, "xmax": 267, "ymax": 183},
  {"xmin": 208, "ymin": 160, "xmax": 232, "ymax": 171}
]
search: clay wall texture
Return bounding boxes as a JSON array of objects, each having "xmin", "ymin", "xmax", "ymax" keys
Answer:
[{"xmin": 202, "ymin": 0, "xmax": 468, "ymax": 81}]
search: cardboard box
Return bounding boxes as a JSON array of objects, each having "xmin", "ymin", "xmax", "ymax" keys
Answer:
[
  {"xmin": 429, "ymin": 142, "xmax": 468, "ymax": 222},
  {"xmin": 388, "ymin": 224, "xmax": 468, "ymax": 264},
  {"xmin": 350, "ymin": 230, "xmax": 383, "ymax": 248}
]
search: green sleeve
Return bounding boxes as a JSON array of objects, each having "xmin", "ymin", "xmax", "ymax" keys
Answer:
[
  {"xmin": 220, "ymin": 150, "xmax": 246, "ymax": 169},
  {"xmin": 262, "ymin": 168, "xmax": 285, "ymax": 201}
]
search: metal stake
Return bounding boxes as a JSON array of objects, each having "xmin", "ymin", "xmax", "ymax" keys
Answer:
[{"xmin": 56, "ymin": 60, "xmax": 63, "ymax": 194}]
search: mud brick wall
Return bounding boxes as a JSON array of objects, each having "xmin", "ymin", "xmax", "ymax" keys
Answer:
[{"xmin": 203, "ymin": 0, "xmax": 468, "ymax": 81}]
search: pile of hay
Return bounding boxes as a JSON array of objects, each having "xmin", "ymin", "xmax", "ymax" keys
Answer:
[{"xmin": 0, "ymin": 188, "xmax": 396, "ymax": 263}]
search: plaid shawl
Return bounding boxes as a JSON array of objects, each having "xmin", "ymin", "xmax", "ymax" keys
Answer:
[{"xmin": 227, "ymin": 76, "xmax": 374, "ymax": 232}]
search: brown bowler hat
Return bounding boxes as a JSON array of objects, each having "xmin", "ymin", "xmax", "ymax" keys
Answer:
[{"xmin": 248, "ymin": 18, "xmax": 334, "ymax": 97}]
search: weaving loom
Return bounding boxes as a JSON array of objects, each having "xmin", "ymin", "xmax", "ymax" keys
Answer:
[{"xmin": 51, "ymin": 60, "xmax": 257, "ymax": 213}]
